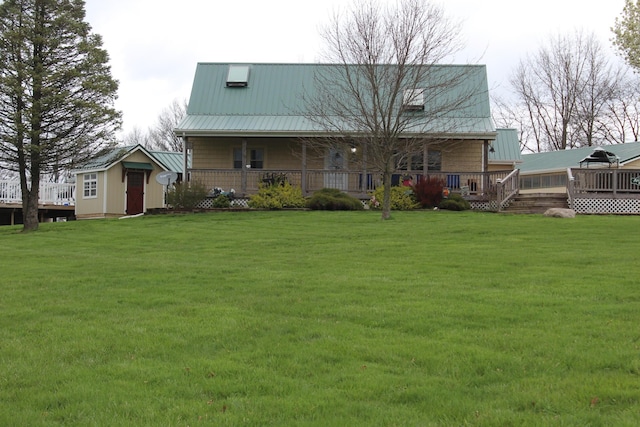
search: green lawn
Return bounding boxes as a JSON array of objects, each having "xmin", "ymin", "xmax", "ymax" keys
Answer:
[{"xmin": 1, "ymin": 211, "xmax": 639, "ymax": 426}]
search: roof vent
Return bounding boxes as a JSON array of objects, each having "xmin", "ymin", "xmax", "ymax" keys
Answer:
[
  {"xmin": 403, "ymin": 88, "xmax": 424, "ymax": 111},
  {"xmin": 226, "ymin": 65, "xmax": 250, "ymax": 87}
]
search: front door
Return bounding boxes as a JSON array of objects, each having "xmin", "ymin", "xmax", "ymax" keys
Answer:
[
  {"xmin": 126, "ymin": 172, "xmax": 144, "ymax": 215},
  {"xmin": 324, "ymin": 148, "xmax": 349, "ymax": 191}
]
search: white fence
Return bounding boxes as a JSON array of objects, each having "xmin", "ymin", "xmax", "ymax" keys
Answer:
[{"xmin": 0, "ymin": 180, "xmax": 75, "ymax": 206}]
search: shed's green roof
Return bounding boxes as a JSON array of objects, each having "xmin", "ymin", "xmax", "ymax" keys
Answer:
[
  {"xmin": 75, "ymin": 145, "xmax": 189, "ymax": 174},
  {"xmin": 176, "ymin": 63, "xmax": 495, "ymax": 138},
  {"xmin": 518, "ymin": 142, "xmax": 640, "ymax": 174},
  {"xmin": 490, "ymin": 128, "xmax": 522, "ymax": 163},
  {"xmin": 77, "ymin": 146, "xmax": 133, "ymax": 171}
]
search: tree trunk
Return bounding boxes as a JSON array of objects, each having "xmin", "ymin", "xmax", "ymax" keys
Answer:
[
  {"xmin": 381, "ymin": 169, "xmax": 392, "ymax": 220},
  {"xmin": 22, "ymin": 188, "xmax": 40, "ymax": 231},
  {"xmin": 21, "ymin": 170, "xmax": 40, "ymax": 232}
]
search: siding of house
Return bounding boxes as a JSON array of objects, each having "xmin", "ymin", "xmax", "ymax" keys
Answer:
[
  {"xmin": 625, "ymin": 158, "xmax": 640, "ymax": 168},
  {"xmin": 442, "ymin": 141, "xmax": 484, "ymax": 172}
]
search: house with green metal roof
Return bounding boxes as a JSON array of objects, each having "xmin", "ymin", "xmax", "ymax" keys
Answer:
[
  {"xmin": 175, "ymin": 62, "xmax": 511, "ymax": 206},
  {"xmin": 73, "ymin": 144, "xmax": 187, "ymax": 219}
]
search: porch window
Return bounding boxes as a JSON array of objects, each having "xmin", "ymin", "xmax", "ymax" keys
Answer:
[
  {"xmin": 233, "ymin": 148, "xmax": 264, "ymax": 169},
  {"xmin": 250, "ymin": 149, "xmax": 264, "ymax": 169},
  {"xmin": 83, "ymin": 173, "xmax": 97, "ymax": 198},
  {"xmin": 398, "ymin": 153, "xmax": 423, "ymax": 171},
  {"xmin": 233, "ymin": 148, "xmax": 242, "ymax": 169},
  {"xmin": 428, "ymin": 150, "xmax": 442, "ymax": 171}
]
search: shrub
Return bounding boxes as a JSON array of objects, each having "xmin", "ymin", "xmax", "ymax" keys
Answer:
[
  {"xmin": 248, "ymin": 182, "xmax": 307, "ymax": 209},
  {"xmin": 411, "ymin": 176, "xmax": 445, "ymax": 208},
  {"xmin": 439, "ymin": 192, "xmax": 471, "ymax": 211},
  {"xmin": 369, "ymin": 185, "xmax": 418, "ymax": 210},
  {"xmin": 211, "ymin": 195, "xmax": 231, "ymax": 208},
  {"xmin": 166, "ymin": 182, "xmax": 208, "ymax": 209},
  {"xmin": 307, "ymin": 188, "xmax": 364, "ymax": 210}
]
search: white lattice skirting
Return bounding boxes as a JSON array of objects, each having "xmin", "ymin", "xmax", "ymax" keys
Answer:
[
  {"xmin": 196, "ymin": 198, "xmax": 250, "ymax": 209},
  {"xmin": 470, "ymin": 201, "xmax": 496, "ymax": 211},
  {"xmin": 573, "ymin": 198, "xmax": 640, "ymax": 214}
]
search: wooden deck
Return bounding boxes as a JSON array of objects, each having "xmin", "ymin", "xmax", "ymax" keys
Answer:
[{"xmin": 0, "ymin": 181, "xmax": 76, "ymax": 226}]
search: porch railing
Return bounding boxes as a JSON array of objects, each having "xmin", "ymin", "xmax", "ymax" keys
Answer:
[
  {"xmin": 0, "ymin": 180, "xmax": 76, "ymax": 205},
  {"xmin": 189, "ymin": 169, "xmax": 515, "ymax": 199}
]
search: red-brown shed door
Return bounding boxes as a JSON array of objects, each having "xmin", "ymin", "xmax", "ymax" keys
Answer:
[{"xmin": 126, "ymin": 172, "xmax": 144, "ymax": 215}]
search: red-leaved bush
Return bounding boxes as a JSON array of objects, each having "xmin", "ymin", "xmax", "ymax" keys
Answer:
[{"xmin": 411, "ymin": 176, "xmax": 445, "ymax": 208}]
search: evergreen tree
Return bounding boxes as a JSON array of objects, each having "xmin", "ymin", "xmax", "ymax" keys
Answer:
[{"xmin": 0, "ymin": 0, "xmax": 121, "ymax": 231}]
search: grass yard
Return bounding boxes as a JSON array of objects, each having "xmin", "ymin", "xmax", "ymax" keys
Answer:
[{"xmin": 1, "ymin": 210, "xmax": 639, "ymax": 426}]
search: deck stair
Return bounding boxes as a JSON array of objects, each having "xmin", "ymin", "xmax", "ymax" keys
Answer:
[{"xmin": 502, "ymin": 193, "xmax": 569, "ymax": 214}]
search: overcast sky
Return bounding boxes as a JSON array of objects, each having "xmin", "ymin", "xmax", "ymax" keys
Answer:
[{"xmin": 84, "ymin": 0, "xmax": 626, "ymax": 138}]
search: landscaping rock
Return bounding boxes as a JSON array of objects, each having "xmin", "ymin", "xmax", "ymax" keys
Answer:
[{"xmin": 543, "ymin": 208, "xmax": 576, "ymax": 218}]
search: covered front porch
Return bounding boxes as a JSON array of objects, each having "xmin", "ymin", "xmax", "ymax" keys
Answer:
[{"xmin": 188, "ymin": 168, "xmax": 520, "ymax": 210}]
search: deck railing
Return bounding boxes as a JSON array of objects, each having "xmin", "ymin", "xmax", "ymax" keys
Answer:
[
  {"xmin": 189, "ymin": 169, "xmax": 514, "ymax": 200},
  {"xmin": 567, "ymin": 168, "xmax": 576, "ymax": 209},
  {"xmin": 0, "ymin": 180, "xmax": 76, "ymax": 205},
  {"xmin": 570, "ymin": 168, "xmax": 640, "ymax": 195},
  {"xmin": 496, "ymin": 169, "xmax": 520, "ymax": 211}
]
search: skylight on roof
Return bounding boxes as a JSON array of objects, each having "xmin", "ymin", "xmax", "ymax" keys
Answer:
[
  {"xmin": 403, "ymin": 88, "xmax": 424, "ymax": 111},
  {"xmin": 226, "ymin": 65, "xmax": 250, "ymax": 87}
]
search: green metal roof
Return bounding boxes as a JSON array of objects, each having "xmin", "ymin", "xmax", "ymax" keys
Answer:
[
  {"xmin": 76, "ymin": 146, "xmax": 135, "ymax": 171},
  {"xmin": 148, "ymin": 150, "xmax": 190, "ymax": 173},
  {"xmin": 176, "ymin": 63, "xmax": 495, "ymax": 138},
  {"xmin": 75, "ymin": 145, "xmax": 189, "ymax": 174},
  {"xmin": 490, "ymin": 128, "xmax": 522, "ymax": 164},
  {"xmin": 518, "ymin": 142, "xmax": 640, "ymax": 174}
]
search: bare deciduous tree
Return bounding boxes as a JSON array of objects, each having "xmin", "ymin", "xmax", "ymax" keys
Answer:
[
  {"xmin": 148, "ymin": 98, "xmax": 187, "ymax": 152},
  {"xmin": 509, "ymin": 31, "xmax": 622, "ymax": 151},
  {"xmin": 122, "ymin": 126, "xmax": 151, "ymax": 147},
  {"xmin": 304, "ymin": 0, "xmax": 482, "ymax": 219},
  {"xmin": 601, "ymin": 73, "xmax": 640, "ymax": 143},
  {"xmin": 491, "ymin": 95, "xmax": 536, "ymax": 153},
  {"xmin": 122, "ymin": 98, "xmax": 187, "ymax": 152}
]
